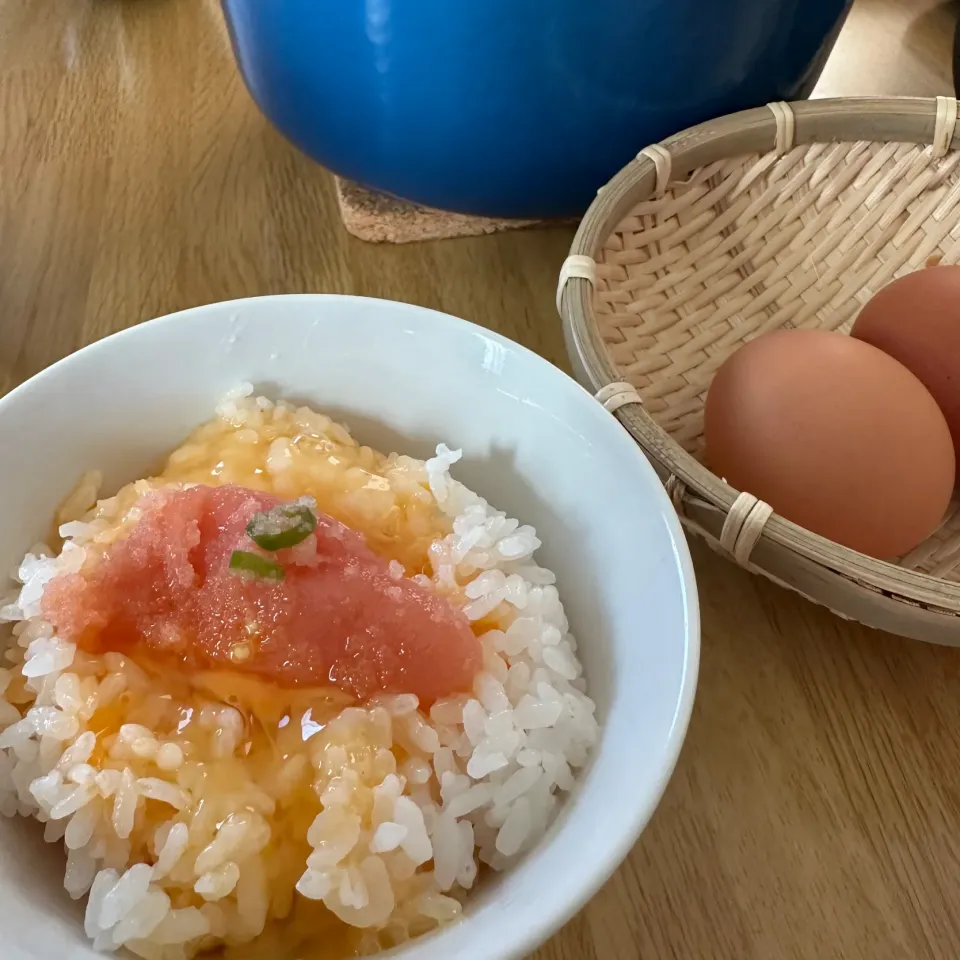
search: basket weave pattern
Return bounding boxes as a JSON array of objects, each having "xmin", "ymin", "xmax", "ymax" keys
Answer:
[{"xmin": 594, "ymin": 140, "xmax": 960, "ymax": 580}]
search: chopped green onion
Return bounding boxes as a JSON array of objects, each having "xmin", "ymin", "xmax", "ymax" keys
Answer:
[
  {"xmin": 229, "ymin": 550, "xmax": 285, "ymax": 581},
  {"xmin": 246, "ymin": 498, "xmax": 318, "ymax": 551}
]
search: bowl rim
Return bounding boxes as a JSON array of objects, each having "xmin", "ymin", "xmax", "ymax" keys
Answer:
[
  {"xmin": 0, "ymin": 293, "xmax": 701, "ymax": 959},
  {"xmin": 559, "ymin": 95, "xmax": 960, "ymax": 644}
]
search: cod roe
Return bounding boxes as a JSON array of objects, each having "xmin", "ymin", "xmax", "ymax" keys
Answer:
[{"xmin": 43, "ymin": 485, "xmax": 482, "ymax": 703}]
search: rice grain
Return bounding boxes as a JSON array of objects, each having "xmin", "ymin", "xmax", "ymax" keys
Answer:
[{"xmin": 0, "ymin": 394, "xmax": 600, "ymax": 958}]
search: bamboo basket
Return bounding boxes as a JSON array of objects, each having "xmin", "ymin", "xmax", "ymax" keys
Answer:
[{"xmin": 558, "ymin": 96, "xmax": 960, "ymax": 645}]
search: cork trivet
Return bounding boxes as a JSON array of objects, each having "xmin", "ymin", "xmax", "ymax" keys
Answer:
[{"xmin": 334, "ymin": 177, "xmax": 553, "ymax": 244}]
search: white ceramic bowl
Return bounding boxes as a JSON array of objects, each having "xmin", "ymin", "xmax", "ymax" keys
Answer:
[{"xmin": 0, "ymin": 295, "xmax": 699, "ymax": 960}]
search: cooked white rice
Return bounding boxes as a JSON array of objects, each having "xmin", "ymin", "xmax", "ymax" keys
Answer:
[{"xmin": 0, "ymin": 387, "xmax": 598, "ymax": 958}]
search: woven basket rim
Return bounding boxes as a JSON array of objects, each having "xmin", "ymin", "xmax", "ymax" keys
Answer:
[{"xmin": 559, "ymin": 96, "xmax": 960, "ymax": 618}]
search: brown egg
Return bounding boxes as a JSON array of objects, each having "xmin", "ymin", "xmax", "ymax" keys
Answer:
[
  {"xmin": 851, "ymin": 265, "xmax": 960, "ymax": 455},
  {"xmin": 704, "ymin": 329, "xmax": 955, "ymax": 559}
]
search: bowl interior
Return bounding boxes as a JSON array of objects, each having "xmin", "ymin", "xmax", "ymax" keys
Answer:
[
  {"xmin": 0, "ymin": 296, "xmax": 698, "ymax": 960},
  {"xmin": 593, "ymin": 140, "xmax": 960, "ymax": 576}
]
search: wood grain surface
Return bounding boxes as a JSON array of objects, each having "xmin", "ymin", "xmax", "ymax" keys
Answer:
[{"xmin": 1, "ymin": 0, "xmax": 959, "ymax": 957}]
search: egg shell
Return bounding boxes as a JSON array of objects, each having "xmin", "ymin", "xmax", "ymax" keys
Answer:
[
  {"xmin": 851, "ymin": 265, "xmax": 960, "ymax": 455},
  {"xmin": 704, "ymin": 329, "xmax": 955, "ymax": 560}
]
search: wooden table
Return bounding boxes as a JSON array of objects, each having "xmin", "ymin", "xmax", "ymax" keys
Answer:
[{"xmin": 1, "ymin": 0, "xmax": 958, "ymax": 957}]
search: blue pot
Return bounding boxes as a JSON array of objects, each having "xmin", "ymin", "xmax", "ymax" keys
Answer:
[{"xmin": 221, "ymin": 0, "xmax": 853, "ymax": 219}]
